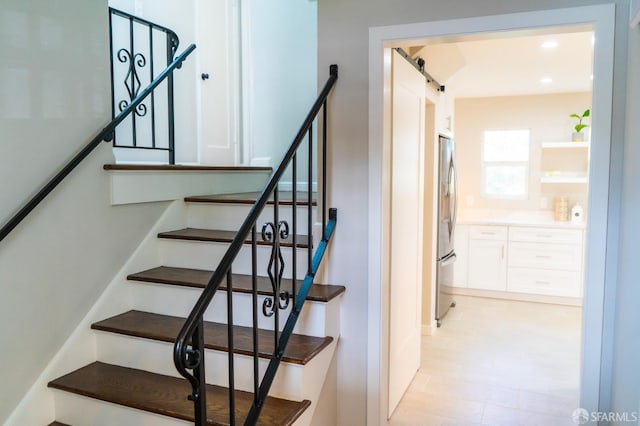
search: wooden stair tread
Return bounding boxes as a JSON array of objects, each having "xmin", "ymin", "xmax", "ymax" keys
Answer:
[
  {"xmin": 185, "ymin": 191, "xmax": 317, "ymax": 206},
  {"xmin": 48, "ymin": 362, "xmax": 309, "ymax": 426},
  {"xmin": 158, "ymin": 228, "xmax": 310, "ymax": 248},
  {"xmin": 104, "ymin": 164, "xmax": 272, "ymax": 172},
  {"xmin": 92, "ymin": 310, "xmax": 332, "ymax": 365},
  {"xmin": 127, "ymin": 266, "xmax": 345, "ymax": 302},
  {"xmin": 48, "ymin": 422, "xmax": 71, "ymax": 426}
]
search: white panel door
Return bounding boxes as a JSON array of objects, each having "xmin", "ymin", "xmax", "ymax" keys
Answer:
[
  {"xmin": 388, "ymin": 49, "xmax": 425, "ymax": 416},
  {"xmin": 196, "ymin": 0, "xmax": 239, "ymax": 165}
]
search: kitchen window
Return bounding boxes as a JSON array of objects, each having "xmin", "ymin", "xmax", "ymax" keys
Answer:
[{"xmin": 482, "ymin": 129, "xmax": 530, "ymax": 199}]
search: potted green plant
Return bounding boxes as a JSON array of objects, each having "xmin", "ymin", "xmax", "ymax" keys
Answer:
[{"xmin": 570, "ymin": 109, "xmax": 590, "ymax": 142}]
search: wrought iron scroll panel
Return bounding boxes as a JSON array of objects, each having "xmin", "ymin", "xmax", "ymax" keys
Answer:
[
  {"xmin": 109, "ymin": 8, "xmax": 180, "ymax": 164},
  {"xmin": 173, "ymin": 65, "xmax": 338, "ymax": 425}
]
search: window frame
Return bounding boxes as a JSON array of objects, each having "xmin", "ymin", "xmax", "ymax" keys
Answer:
[{"xmin": 481, "ymin": 129, "xmax": 531, "ymax": 200}]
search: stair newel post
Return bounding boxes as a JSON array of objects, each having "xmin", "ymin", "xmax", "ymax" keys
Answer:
[
  {"xmin": 226, "ymin": 268, "xmax": 236, "ymax": 425},
  {"xmin": 192, "ymin": 318, "xmax": 207, "ymax": 426},
  {"xmin": 251, "ymin": 225, "xmax": 259, "ymax": 403},
  {"xmin": 292, "ymin": 154, "xmax": 298, "ymax": 311},
  {"xmin": 166, "ymin": 33, "xmax": 177, "ymax": 165}
]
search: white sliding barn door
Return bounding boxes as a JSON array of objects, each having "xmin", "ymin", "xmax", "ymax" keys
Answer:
[{"xmin": 388, "ymin": 49, "xmax": 425, "ymax": 416}]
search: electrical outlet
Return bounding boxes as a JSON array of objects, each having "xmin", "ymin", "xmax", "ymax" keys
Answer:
[{"xmin": 540, "ymin": 197, "xmax": 548, "ymax": 209}]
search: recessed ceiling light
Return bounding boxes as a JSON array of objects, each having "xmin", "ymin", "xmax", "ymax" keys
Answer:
[
  {"xmin": 541, "ymin": 40, "xmax": 558, "ymax": 49},
  {"xmin": 540, "ymin": 77, "xmax": 553, "ymax": 84}
]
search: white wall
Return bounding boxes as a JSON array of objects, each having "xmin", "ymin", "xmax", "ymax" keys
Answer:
[
  {"xmin": 108, "ymin": 0, "xmax": 198, "ymax": 163},
  {"xmin": 455, "ymin": 92, "xmax": 591, "ymax": 213},
  {"xmin": 242, "ymin": 0, "xmax": 318, "ymax": 168},
  {"xmin": 0, "ymin": 1, "xmax": 168, "ymax": 422},
  {"xmin": 318, "ymin": 1, "xmax": 632, "ymax": 425}
]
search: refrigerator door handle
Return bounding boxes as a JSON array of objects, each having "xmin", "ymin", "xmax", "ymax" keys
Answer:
[
  {"xmin": 447, "ymin": 157, "xmax": 457, "ymax": 239},
  {"xmin": 440, "ymin": 252, "xmax": 457, "ymax": 267}
]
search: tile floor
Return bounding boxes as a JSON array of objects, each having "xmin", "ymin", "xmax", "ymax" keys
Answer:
[{"xmin": 389, "ymin": 295, "xmax": 582, "ymax": 426}]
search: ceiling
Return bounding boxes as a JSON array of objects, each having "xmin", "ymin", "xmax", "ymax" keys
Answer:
[{"xmin": 408, "ymin": 30, "xmax": 594, "ymax": 98}]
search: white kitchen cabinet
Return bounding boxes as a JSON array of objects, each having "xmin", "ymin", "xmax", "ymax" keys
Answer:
[
  {"xmin": 507, "ymin": 226, "xmax": 583, "ymax": 298},
  {"xmin": 453, "ymin": 224, "xmax": 469, "ymax": 287},
  {"xmin": 467, "ymin": 225, "xmax": 507, "ymax": 291}
]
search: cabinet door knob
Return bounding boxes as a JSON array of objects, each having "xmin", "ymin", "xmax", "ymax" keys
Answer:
[{"xmin": 201, "ymin": 73, "xmax": 210, "ymax": 80}]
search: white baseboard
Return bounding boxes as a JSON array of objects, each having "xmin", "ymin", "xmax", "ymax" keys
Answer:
[
  {"xmin": 421, "ymin": 322, "xmax": 437, "ymax": 336},
  {"xmin": 450, "ymin": 286, "xmax": 583, "ymax": 306}
]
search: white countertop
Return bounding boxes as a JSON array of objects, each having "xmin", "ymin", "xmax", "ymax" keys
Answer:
[{"xmin": 457, "ymin": 209, "xmax": 586, "ymax": 229}]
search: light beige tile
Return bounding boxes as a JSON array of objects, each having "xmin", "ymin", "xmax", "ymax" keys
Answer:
[
  {"xmin": 481, "ymin": 403, "xmax": 577, "ymax": 426},
  {"xmin": 517, "ymin": 389, "xmax": 579, "ymax": 418},
  {"xmin": 390, "ymin": 295, "xmax": 581, "ymax": 425}
]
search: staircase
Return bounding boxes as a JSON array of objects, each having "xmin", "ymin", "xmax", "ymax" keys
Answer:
[
  {"xmin": 46, "ymin": 187, "xmax": 344, "ymax": 425},
  {"xmin": 2, "ymin": 8, "xmax": 339, "ymax": 424}
]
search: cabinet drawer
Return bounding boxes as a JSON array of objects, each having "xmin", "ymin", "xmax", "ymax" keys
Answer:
[
  {"xmin": 469, "ymin": 225, "xmax": 507, "ymax": 241},
  {"xmin": 508, "ymin": 267, "xmax": 581, "ymax": 298},
  {"xmin": 508, "ymin": 242, "xmax": 581, "ymax": 271},
  {"xmin": 509, "ymin": 226, "xmax": 582, "ymax": 245}
]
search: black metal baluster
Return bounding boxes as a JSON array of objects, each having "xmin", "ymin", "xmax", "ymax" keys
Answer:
[
  {"xmin": 308, "ymin": 130, "xmax": 313, "ymax": 271},
  {"xmin": 149, "ymin": 26, "xmax": 156, "ymax": 149},
  {"xmin": 273, "ymin": 187, "xmax": 280, "ymax": 352},
  {"xmin": 292, "ymin": 155, "xmax": 298, "ymax": 310},
  {"xmin": 108, "ymin": 8, "xmax": 184, "ymax": 163},
  {"xmin": 166, "ymin": 35, "xmax": 176, "ymax": 164},
  {"xmin": 322, "ymin": 101, "xmax": 327, "ymax": 241},
  {"xmin": 227, "ymin": 268, "xmax": 236, "ymax": 425},
  {"xmin": 129, "ymin": 17, "xmax": 137, "ymax": 147},
  {"xmin": 191, "ymin": 320, "xmax": 207, "ymax": 426},
  {"xmin": 251, "ymin": 225, "xmax": 259, "ymax": 404},
  {"xmin": 108, "ymin": 11, "xmax": 116, "ymax": 144}
]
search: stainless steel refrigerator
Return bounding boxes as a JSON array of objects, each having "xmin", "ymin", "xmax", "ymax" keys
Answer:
[{"xmin": 436, "ymin": 134, "xmax": 457, "ymax": 327}]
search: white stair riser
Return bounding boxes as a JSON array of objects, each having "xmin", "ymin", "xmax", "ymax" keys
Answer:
[
  {"xmin": 53, "ymin": 388, "xmax": 313, "ymax": 426},
  {"xmin": 129, "ymin": 281, "xmax": 340, "ymax": 337},
  {"xmin": 159, "ymin": 240, "xmax": 312, "ymax": 280},
  {"xmin": 53, "ymin": 391, "xmax": 192, "ymax": 426},
  {"xmin": 108, "ymin": 169, "xmax": 271, "ymax": 205},
  {"xmin": 95, "ymin": 332, "xmax": 305, "ymax": 399},
  {"xmin": 186, "ymin": 203, "xmax": 316, "ymax": 234}
]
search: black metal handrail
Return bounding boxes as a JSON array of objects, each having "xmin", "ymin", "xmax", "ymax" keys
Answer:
[
  {"xmin": 0, "ymin": 44, "xmax": 196, "ymax": 243},
  {"xmin": 174, "ymin": 65, "xmax": 339, "ymax": 425},
  {"xmin": 109, "ymin": 8, "xmax": 181, "ymax": 164}
]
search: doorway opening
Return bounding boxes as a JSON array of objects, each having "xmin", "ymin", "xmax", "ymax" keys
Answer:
[{"xmin": 368, "ymin": 4, "xmax": 615, "ymax": 424}]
